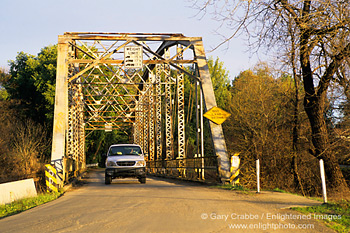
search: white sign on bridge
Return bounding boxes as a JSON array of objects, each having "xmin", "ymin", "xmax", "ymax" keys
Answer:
[{"xmin": 124, "ymin": 46, "xmax": 143, "ymax": 69}]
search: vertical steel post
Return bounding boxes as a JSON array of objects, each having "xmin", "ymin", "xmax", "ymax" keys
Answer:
[
  {"xmin": 137, "ymin": 103, "xmax": 143, "ymax": 145},
  {"xmin": 143, "ymin": 86, "xmax": 150, "ymax": 159},
  {"xmin": 78, "ymin": 83, "xmax": 85, "ymax": 170},
  {"xmin": 195, "ymin": 80, "xmax": 200, "ymax": 179},
  {"xmin": 155, "ymin": 64, "xmax": 162, "ymax": 161},
  {"xmin": 165, "ymin": 69, "xmax": 173, "ymax": 160},
  {"xmin": 177, "ymin": 46, "xmax": 185, "ymax": 159},
  {"xmin": 133, "ymin": 106, "xmax": 138, "ymax": 145},
  {"xmin": 164, "ymin": 49, "xmax": 173, "ymax": 161},
  {"xmin": 51, "ymin": 35, "xmax": 69, "ymax": 187},
  {"xmin": 200, "ymin": 84, "xmax": 205, "ymax": 180},
  {"xmin": 139, "ymin": 100, "xmax": 143, "ymax": 148},
  {"xmin": 193, "ymin": 39, "xmax": 231, "ymax": 183},
  {"xmin": 133, "ymin": 122, "xmax": 137, "ymax": 144},
  {"xmin": 196, "ymin": 81, "xmax": 199, "ymax": 158},
  {"xmin": 149, "ymin": 73, "xmax": 155, "ymax": 161}
]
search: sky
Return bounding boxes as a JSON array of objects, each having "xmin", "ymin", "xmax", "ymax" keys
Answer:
[{"xmin": 0, "ymin": 0, "xmax": 262, "ymax": 79}]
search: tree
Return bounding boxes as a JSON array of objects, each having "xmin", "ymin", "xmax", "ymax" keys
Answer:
[
  {"xmin": 207, "ymin": 57, "xmax": 231, "ymax": 109},
  {"xmin": 11, "ymin": 119, "xmax": 50, "ymax": 176},
  {"xmin": 5, "ymin": 45, "xmax": 57, "ymax": 128},
  {"xmin": 85, "ymin": 130, "xmax": 130, "ymax": 165},
  {"xmin": 0, "ymin": 98, "xmax": 49, "ymax": 182},
  {"xmin": 193, "ymin": 0, "xmax": 350, "ymax": 195},
  {"xmin": 280, "ymin": 0, "xmax": 350, "ymax": 195},
  {"xmin": 224, "ymin": 64, "xmax": 304, "ymax": 191},
  {"xmin": 0, "ymin": 68, "xmax": 10, "ymax": 100}
]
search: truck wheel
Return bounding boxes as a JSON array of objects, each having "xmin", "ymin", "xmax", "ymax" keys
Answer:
[
  {"xmin": 105, "ymin": 175, "xmax": 112, "ymax": 184},
  {"xmin": 139, "ymin": 177, "xmax": 146, "ymax": 184}
]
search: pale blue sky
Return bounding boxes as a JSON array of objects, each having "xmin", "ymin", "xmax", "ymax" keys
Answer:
[{"xmin": 1, "ymin": 0, "xmax": 262, "ymax": 78}]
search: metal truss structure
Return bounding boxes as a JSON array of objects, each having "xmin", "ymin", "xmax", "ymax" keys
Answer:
[{"xmin": 51, "ymin": 32, "xmax": 231, "ymax": 186}]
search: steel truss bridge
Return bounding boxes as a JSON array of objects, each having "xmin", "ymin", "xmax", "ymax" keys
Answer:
[{"xmin": 51, "ymin": 32, "xmax": 231, "ymax": 186}]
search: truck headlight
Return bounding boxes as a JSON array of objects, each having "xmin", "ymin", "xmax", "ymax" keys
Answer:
[
  {"xmin": 106, "ymin": 161, "xmax": 115, "ymax": 166},
  {"xmin": 135, "ymin": 161, "xmax": 146, "ymax": 167}
]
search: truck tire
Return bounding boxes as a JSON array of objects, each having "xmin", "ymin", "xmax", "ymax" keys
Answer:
[
  {"xmin": 105, "ymin": 175, "xmax": 112, "ymax": 184},
  {"xmin": 139, "ymin": 177, "xmax": 146, "ymax": 184}
]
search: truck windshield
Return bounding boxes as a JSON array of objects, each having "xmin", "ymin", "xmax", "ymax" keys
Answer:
[{"xmin": 108, "ymin": 146, "xmax": 142, "ymax": 156}]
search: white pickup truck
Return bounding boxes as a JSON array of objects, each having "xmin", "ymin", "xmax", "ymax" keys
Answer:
[{"xmin": 105, "ymin": 144, "xmax": 146, "ymax": 184}]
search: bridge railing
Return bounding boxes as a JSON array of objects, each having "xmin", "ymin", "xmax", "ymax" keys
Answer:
[{"xmin": 147, "ymin": 156, "xmax": 218, "ymax": 182}]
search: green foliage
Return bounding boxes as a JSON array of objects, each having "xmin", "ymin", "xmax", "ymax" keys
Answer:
[
  {"xmin": 292, "ymin": 200, "xmax": 350, "ymax": 233},
  {"xmin": 0, "ymin": 191, "xmax": 62, "ymax": 219},
  {"xmin": 85, "ymin": 130, "xmax": 131, "ymax": 165},
  {"xmin": 0, "ymin": 47, "xmax": 56, "ymax": 179},
  {"xmin": 207, "ymin": 57, "xmax": 231, "ymax": 109},
  {"xmin": 0, "ymin": 68, "xmax": 10, "ymax": 100},
  {"xmin": 272, "ymin": 188, "xmax": 289, "ymax": 193},
  {"xmin": 0, "ymin": 87, "xmax": 9, "ymax": 100},
  {"xmin": 5, "ymin": 45, "xmax": 57, "ymax": 127},
  {"xmin": 210, "ymin": 184, "xmax": 251, "ymax": 193}
]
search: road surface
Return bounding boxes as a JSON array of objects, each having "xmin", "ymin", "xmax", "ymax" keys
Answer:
[{"xmin": 0, "ymin": 169, "xmax": 334, "ymax": 232}]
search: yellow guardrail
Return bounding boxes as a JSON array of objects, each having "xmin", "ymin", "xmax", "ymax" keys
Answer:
[{"xmin": 45, "ymin": 164, "xmax": 58, "ymax": 192}]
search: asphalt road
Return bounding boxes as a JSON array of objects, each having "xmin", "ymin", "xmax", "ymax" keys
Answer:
[{"xmin": 0, "ymin": 169, "xmax": 335, "ymax": 233}]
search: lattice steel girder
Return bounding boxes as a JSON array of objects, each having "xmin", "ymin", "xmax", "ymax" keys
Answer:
[
  {"xmin": 177, "ymin": 46, "xmax": 185, "ymax": 159},
  {"xmin": 51, "ymin": 32, "xmax": 231, "ymax": 183},
  {"xmin": 155, "ymin": 64, "xmax": 162, "ymax": 160},
  {"xmin": 148, "ymin": 75, "xmax": 155, "ymax": 161},
  {"xmin": 143, "ymin": 84, "xmax": 150, "ymax": 160},
  {"xmin": 165, "ymin": 64, "xmax": 173, "ymax": 160}
]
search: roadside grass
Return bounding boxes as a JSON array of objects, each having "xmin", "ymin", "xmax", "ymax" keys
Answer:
[
  {"xmin": 292, "ymin": 200, "xmax": 350, "ymax": 233},
  {"xmin": 210, "ymin": 184, "xmax": 253, "ymax": 194},
  {"xmin": 271, "ymin": 188, "xmax": 289, "ymax": 193},
  {"xmin": 0, "ymin": 191, "xmax": 63, "ymax": 219},
  {"xmin": 212, "ymin": 184, "xmax": 349, "ymax": 232}
]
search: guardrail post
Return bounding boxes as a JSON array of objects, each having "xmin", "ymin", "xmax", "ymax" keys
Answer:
[
  {"xmin": 256, "ymin": 159, "xmax": 260, "ymax": 193},
  {"xmin": 319, "ymin": 159, "xmax": 328, "ymax": 203}
]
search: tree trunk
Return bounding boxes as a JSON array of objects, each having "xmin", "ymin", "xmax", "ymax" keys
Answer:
[
  {"xmin": 292, "ymin": 77, "xmax": 305, "ymax": 196},
  {"xmin": 92, "ymin": 137, "xmax": 104, "ymax": 162},
  {"xmin": 304, "ymin": 92, "xmax": 349, "ymax": 194},
  {"xmin": 289, "ymin": 27, "xmax": 305, "ymax": 195},
  {"xmin": 299, "ymin": 13, "xmax": 349, "ymax": 194}
]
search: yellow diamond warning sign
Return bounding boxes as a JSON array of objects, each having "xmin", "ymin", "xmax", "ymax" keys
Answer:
[{"xmin": 204, "ymin": 106, "xmax": 231, "ymax": 125}]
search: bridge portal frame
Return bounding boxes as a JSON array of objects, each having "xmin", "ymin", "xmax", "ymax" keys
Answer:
[{"xmin": 51, "ymin": 32, "xmax": 231, "ymax": 186}]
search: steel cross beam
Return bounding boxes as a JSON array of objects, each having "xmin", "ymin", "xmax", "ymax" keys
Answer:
[{"xmin": 51, "ymin": 32, "xmax": 231, "ymax": 185}]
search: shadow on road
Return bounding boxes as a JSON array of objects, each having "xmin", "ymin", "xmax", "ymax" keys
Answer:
[{"xmin": 75, "ymin": 168, "xmax": 322, "ymax": 210}]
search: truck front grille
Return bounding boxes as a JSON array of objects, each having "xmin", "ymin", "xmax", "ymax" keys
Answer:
[{"xmin": 117, "ymin": 161, "xmax": 136, "ymax": 166}]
